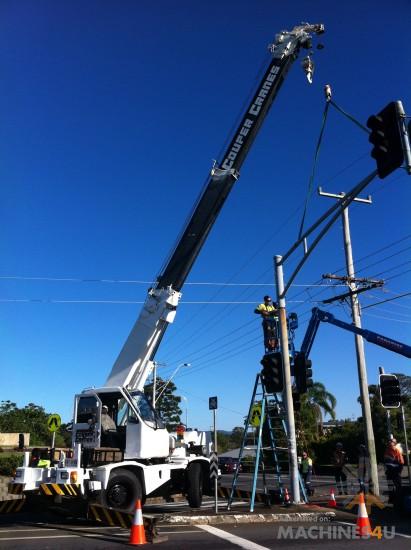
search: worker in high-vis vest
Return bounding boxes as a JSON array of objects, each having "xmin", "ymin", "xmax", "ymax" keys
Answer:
[
  {"xmin": 300, "ymin": 451, "xmax": 313, "ymax": 495},
  {"xmin": 37, "ymin": 458, "xmax": 51, "ymax": 468},
  {"xmin": 254, "ymin": 295, "xmax": 279, "ymax": 350}
]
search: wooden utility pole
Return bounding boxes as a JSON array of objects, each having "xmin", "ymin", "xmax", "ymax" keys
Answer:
[{"xmin": 318, "ymin": 187, "xmax": 380, "ymax": 496}]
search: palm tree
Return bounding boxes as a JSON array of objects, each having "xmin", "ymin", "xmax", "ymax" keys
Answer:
[{"xmin": 301, "ymin": 382, "xmax": 337, "ymax": 438}]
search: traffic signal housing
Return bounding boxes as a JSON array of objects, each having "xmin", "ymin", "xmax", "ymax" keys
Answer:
[
  {"xmin": 292, "ymin": 391, "xmax": 301, "ymax": 412},
  {"xmin": 379, "ymin": 373, "xmax": 401, "ymax": 408},
  {"xmin": 294, "ymin": 351, "xmax": 313, "ymax": 394},
  {"xmin": 367, "ymin": 101, "xmax": 404, "ymax": 179},
  {"xmin": 261, "ymin": 352, "xmax": 284, "ymax": 394}
]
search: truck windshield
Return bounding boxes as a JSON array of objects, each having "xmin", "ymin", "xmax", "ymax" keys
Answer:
[{"xmin": 129, "ymin": 391, "xmax": 165, "ymax": 429}]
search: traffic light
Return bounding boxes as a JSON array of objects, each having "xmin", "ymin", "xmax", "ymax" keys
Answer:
[
  {"xmin": 294, "ymin": 352, "xmax": 313, "ymax": 394},
  {"xmin": 367, "ymin": 101, "xmax": 404, "ymax": 179},
  {"xmin": 379, "ymin": 374, "xmax": 401, "ymax": 408},
  {"xmin": 260, "ymin": 352, "xmax": 284, "ymax": 393},
  {"xmin": 292, "ymin": 391, "xmax": 301, "ymax": 412}
]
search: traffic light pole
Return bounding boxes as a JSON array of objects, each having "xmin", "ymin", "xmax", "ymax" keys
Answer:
[
  {"xmin": 275, "ymin": 255, "xmax": 300, "ymax": 504},
  {"xmin": 378, "ymin": 366, "xmax": 393, "ymax": 439},
  {"xmin": 401, "ymin": 405, "xmax": 411, "ymax": 484},
  {"xmin": 319, "ymin": 189, "xmax": 379, "ymax": 496}
]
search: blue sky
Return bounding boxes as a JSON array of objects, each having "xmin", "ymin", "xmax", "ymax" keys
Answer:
[{"xmin": 1, "ymin": 1, "xmax": 410, "ymax": 431}]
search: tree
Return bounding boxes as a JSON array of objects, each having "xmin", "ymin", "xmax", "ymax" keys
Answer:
[
  {"xmin": 216, "ymin": 432, "xmax": 231, "ymax": 453},
  {"xmin": 394, "ymin": 373, "xmax": 411, "ymax": 404},
  {"xmin": 144, "ymin": 377, "xmax": 182, "ymax": 431},
  {"xmin": 296, "ymin": 382, "xmax": 337, "ymax": 448},
  {"xmin": 0, "ymin": 401, "xmax": 66, "ymax": 446},
  {"xmin": 229, "ymin": 427, "xmax": 244, "ymax": 448}
]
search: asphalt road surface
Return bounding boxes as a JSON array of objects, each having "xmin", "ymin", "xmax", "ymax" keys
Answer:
[
  {"xmin": 1, "ymin": 469, "xmax": 409, "ymax": 548},
  {"xmin": 220, "ymin": 471, "xmax": 402, "ymax": 501},
  {"xmin": 0, "ymin": 518, "xmax": 410, "ymax": 549}
]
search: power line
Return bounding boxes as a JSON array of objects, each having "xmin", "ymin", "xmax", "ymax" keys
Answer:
[
  {"xmin": 361, "ymin": 291, "xmax": 411, "ymax": 310},
  {"xmin": 0, "ymin": 275, "xmax": 348, "ymax": 288},
  {"xmin": 362, "ymin": 312, "xmax": 411, "ymax": 324}
]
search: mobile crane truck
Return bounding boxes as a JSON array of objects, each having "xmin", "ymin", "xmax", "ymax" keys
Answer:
[{"xmin": 9, "ymin": 23, "xmax": 325, "ymax": 513}]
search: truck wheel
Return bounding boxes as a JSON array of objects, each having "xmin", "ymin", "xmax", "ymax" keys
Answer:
[
  {"xmin": 187, "ymin": 462, "xmax": 203, "ymax": 508},
  {"xmin": 102, "ymin": 469, "xmax": 142, "ymax": 513}
]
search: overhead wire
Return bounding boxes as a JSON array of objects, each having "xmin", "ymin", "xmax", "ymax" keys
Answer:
[
  {"xmin": 163, "ymin": 233, "xmax": 411, "ymax": 371},
  {"xmin": 4, "ymin": 93, "xmax": 409, "ymax": 386},
  {"xmin": 168, "ymin": 100, "xmax": 411, "ymax": 376},
  {"xmin": 165, "ymin": 209, "xmax": 411, "ymax": 367}
]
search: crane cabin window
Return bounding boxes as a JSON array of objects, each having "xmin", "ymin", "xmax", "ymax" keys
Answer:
[
  {"xmin": 130, "ymin": 391, "xmax": 165, "ymax": 429},
  {"xmin": 76, "ymin": 396, "xmax": 98, "ymax": 424}
]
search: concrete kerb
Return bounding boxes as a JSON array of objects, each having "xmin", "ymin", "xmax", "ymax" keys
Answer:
[{"xmin": 162, "ymin": 510, "xmax": 336, "ymax": 525}]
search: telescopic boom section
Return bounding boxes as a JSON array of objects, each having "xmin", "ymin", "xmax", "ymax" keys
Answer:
[
  {"xmin": 105, "ymin": 23, "xmax": 325, "ymax": 391},
  {"xmin": 301, "ymin": 308, "xmax": 411, "ymax": 359}
]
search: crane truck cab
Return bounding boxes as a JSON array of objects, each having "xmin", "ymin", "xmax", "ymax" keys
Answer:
[
  {"xmin": 73, "ymin": 387, "xmax": 169, "ymax": 460},
  {"xmin": 11, "ymin": 387, "xmax": 211, "ymax": 512}
]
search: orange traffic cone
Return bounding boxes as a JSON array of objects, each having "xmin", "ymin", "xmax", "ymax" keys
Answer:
[
  {"xmin": 129, "ymin": 499, "xmax": 147, "ymax": 545},
  {"xmin": 283, "ymin": 487, "xmax": 291, "ymax": 506},
  {"xmin": 356, "ymin": 492, "xmax": 371, "ymax": 537},
  {"xmin": 327, "ymin": 488, "xmax": 337, "ymax": 507}
]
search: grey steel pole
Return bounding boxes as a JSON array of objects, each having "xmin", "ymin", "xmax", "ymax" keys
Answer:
[
  {"xmin": 152, "ymin": 362, "xmax": 157, "ymax": 408},
  {"xmin": 401, "ymin": 405, "xmax": 411, "ymax": 484},
  {"xmin": 341, "ymin": 206, "xmax": 380, "ymax": 496},
  {"xmin": 379, "ymin": 367, "xmax": 393, "ymax": 439},
  {"xmin": 275, "ymin": 255, "xmax": 300, "ymax": 503},
  {"xmin": 387, "ymin": 411, "xmax": 393, "ymax": 440},
  {"xmin": 213, "ymin": 409, "xmax": 218, "ymax": 513}
]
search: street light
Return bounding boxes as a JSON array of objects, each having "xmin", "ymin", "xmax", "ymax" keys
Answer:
[
  {"xmin": 181, "ymin": 395, "xmax": 188, "ymax": 428},
  {"xmin": 152, "ymin": 361, "xmax": 166, "ymax": 408},
  {"xmin": 156, "ymin": 363, "xmax": 191, "ymax": 401}
]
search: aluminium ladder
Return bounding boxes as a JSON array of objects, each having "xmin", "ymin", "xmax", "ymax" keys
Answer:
[{"xmin": 227, "ymin": 372, "xmax": 307, "ymax": 511}]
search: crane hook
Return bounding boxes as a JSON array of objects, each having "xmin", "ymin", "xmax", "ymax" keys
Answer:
[
  {"xmin": 324, "ymin": 84, "xmax": 332, "ymax": 102},
  {"xmin": 301, "ymin": 55, "xmax": 314, "ymax": 84}
]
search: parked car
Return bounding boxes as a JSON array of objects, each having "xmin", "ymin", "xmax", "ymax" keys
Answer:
[{"xmin": 218, "ymin": 456, "xmax": 242, "ymax": 474}]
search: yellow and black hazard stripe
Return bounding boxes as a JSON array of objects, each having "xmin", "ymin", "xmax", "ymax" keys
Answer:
[
  {"xmin": 8, "ymin": 483, "xmax": 24, "ymax": 495},
  {"xmin": 88, "ymin": 504, "xmax": 158, "ymax": 541},
  {"xmin": 0, "ymin": 498, "xmax": 26, "ymax": 514},
  {"xmin": 88, "ymin": 503, "xmax": 133, "ymax": 528},
  {"xmin": 40, "ymin": 483, "xmax": 82, "ymax": 497}
]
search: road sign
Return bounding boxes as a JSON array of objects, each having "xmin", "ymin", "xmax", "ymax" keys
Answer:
[
  {"xmin": 209, "ymin": 452, "xmax": 218, "ymax": 480},
  {"xmin": 47, "ymin": 413, "xmax": 61, "ymax": 433},
  {"xmin": 209, "ymin": 396, "xmax": 218, "ymax": 410},
  {"xmin": 250, "ymin": 403, "xmax": 262, "ymax": 427}
]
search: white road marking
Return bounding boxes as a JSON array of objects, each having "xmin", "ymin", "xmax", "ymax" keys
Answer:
[
  {"xmin": 158, "ymin": 529, "xmax": 202, "ymax": 534},
  {"xmin": 0, "ymin": 535, "xmax": 79, "ymax": 541},
  {"xmin": 0, "ymin": 526, "xmax": 120, "ymax": 533},
  {"xmin": 0, "ymin": 528, "xmax": 57, "ymax": 533},
  {"xmin": 198, "ymin": 524, "xmax": 270, "ymax": 550},
  {"xmin": 0, "ymin": 532, "xmax": 125, "ymax": 542}
]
